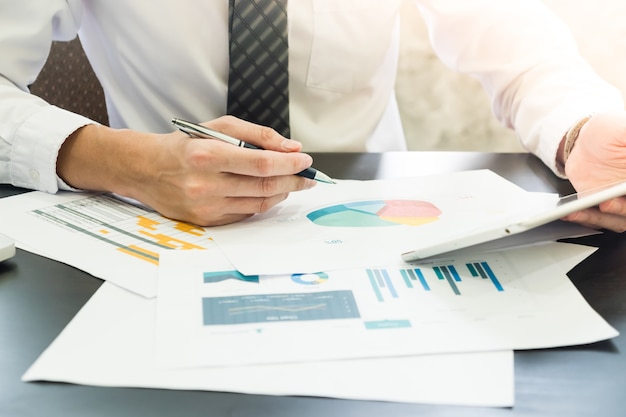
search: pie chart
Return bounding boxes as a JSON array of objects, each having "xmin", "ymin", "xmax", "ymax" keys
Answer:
[
  {"xmin": 291, "ymin": 272, "xmax": 329, "ymax": 285},
  {"xmin": 306, "ymin": 200, "xmax": 441, "ymax": 227}
]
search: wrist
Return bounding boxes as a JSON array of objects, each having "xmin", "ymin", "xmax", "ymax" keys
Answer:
[
  {"xmin": 557, "ymin": 115, "xmax": 592, "ymax": 172},
  {"xmin": 57, "ymin": 124, "xmax": 155, "ymax": 195}
]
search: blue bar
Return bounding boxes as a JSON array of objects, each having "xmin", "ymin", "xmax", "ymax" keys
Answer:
[
  {"xmin": 410, "ymin": 268, "xmax": 430, "ymax": 291},
  {"xmin": 481, "ymin": 262, "xmax": 504, "ymax": 291},
  {"xmin": 448, "ymin": 265, "xmax": 462, "ymax": 282},
  {"xmin": 366, "ymin": 269, "xmax": 385, "ymax": 302},
  {"xmin": 381, "ymin": 269, "xmax": 398, "ymax": 298}
]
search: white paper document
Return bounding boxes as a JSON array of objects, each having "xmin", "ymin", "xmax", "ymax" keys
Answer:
[
  {"xmin": 22, "ymin": 281, "xmax": 515, "ymax": 407},
  {"xmin": 0, "ymin": 171, "xmax": 595, "ymax": 298},
  {"xmin": 22, "ymin": 242, "xmax": 607, "ymax": 407},
  {"xmin": 154, "ymin": 243, "xmax": 617, "ymax": 368},
  {"xmin": 209, "ymin": 170, "xmax": 570, "ymax": 275},
  {"xmin": 0, "ymin": 191, "xmax": 213, "ymax": 297}
]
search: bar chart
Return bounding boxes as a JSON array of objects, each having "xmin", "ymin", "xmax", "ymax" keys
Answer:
[
  {"xmin": 367, "ymin": 260, "xmax": 504, "ymax": 301},
  {"xmin": 32, "ymin": 194, "xmax": 211, "ymax": 265}
]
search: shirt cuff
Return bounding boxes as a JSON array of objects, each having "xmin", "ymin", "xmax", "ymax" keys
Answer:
[
  {"xmin": 527, "ymin": 101, "xmax": 622, "ymax": 179},
  {"xmin": 10, "ymin": 105, "xmax": 94, "ymax": 193}
]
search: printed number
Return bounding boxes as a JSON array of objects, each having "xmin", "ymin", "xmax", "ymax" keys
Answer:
[{"xmin": 324, "ymin": 239, "xmax": 343, "ymax": 244}]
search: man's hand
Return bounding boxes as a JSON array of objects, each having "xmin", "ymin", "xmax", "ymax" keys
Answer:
[
  {"xmin": 57, "ymin": 116, "xmax": 316, "ymax": 226},
  {"xmin": 563, "ymin": 111, "xmax": 626, "ymax": 232}
]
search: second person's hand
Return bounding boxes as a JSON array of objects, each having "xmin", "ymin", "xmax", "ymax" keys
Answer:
[{"xmin": 563, "ymin": 111, "xmax": 626, "ymax": 232}]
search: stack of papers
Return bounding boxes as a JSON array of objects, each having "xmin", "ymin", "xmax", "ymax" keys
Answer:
[
  {"xmin": 20, "ymin": 242, "xmax": 615, "ymax": 407},
  {"xmin": 0, "ymin": 170, "xmax": 617, "ymax": 407}
]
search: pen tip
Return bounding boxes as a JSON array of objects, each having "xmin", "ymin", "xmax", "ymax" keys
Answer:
[{"xmin": 318, "ymin": 176, "xmax": 337, "ymax": 184}]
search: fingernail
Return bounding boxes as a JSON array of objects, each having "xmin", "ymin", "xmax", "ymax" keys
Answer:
[
  {"xmin": 281, "ymin": 139, "xmax": 301, "ymax": 151},
  {"xmin": 301, "ymin": 153, "xmax": 313, "ymax": 167},
  {"xmin": 610, "ymin": 199, "xmax": 623, "ymax": 213}
]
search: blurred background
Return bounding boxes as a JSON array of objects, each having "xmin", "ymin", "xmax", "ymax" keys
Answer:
[{"xmin": 396, "ymin": 0, "xmax": 626, "ymax": 152}]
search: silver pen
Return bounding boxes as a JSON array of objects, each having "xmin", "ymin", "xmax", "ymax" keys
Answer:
[{"xmin": 171, "ymin": 118, "xmax": 336, "ymax": 184}]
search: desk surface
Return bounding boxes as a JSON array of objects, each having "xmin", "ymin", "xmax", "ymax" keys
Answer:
[{"xmin": 1, "ymin": 152, "xmax": 625, "ymax": 417}]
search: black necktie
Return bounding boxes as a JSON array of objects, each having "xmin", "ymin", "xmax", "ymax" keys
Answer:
[{"xmin": 227, "ymin": 0, "xmax": 291, "ymax": 137}]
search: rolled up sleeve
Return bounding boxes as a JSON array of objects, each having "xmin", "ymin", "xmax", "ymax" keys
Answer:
[{"xmin": 415, "ymin": 0, "xmax": 624, "ymax": 175}]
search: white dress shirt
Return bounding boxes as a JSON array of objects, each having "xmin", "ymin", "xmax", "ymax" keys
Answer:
[{"xmin": 0, "ymin": 0, "xmax": 623, "ymax": 193}]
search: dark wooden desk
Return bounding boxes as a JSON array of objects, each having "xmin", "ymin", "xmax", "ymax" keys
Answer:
[{"xmin": 1, "ymin": 152, "xmax": 625, "ymax": 417}]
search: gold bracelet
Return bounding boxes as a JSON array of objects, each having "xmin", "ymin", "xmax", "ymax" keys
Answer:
[{"xmin": 563, "ymin": 115, "xmax": 592, "ymax": 164}]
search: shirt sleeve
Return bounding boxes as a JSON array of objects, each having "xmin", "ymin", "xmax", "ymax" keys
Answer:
[
  {"xmin": 415, "ymin": 0, "xmax": 625, "ymax": 176},
  {"xmin": 0, "ymin": 0, "xmax": 94, "ymax": 193}
]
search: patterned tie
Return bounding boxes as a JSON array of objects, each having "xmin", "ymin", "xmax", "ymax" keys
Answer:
[{"xmin": 227, "ymin": 0, "xmax": 291, "ymax": 137}]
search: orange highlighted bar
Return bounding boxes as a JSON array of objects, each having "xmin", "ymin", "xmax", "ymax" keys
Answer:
[
  {"xmin": 137, "ymin": 215, "xmax": 160, "ymax": 231},
  {"xmin": 174, "ymin": 222, "xmax": 205, "ymax": 236}
]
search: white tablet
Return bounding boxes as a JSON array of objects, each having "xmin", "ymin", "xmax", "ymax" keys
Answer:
[
  {"xmin": 0, "ymin": 233, "xmax": 15, "ymax": 262},
  {"xmin": 401, "ymin": 180, "xmax": 626, "ymax": 263}
]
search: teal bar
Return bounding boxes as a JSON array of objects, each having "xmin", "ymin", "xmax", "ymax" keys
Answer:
[
  {"xmin": 466, "ymin": 262, "xmax": 479, "ymax": 277},
  {"xmin": 364, "ymin": 320, "xmax": 412, "ymax": 330},
  {"xmin": 203, "ymin": 270, "xmax": 259, "ymax": 284},
  {"xmin": 400, "ymin": 269, "xmax": 413, "ymax": 288},
  {"xmin": 433, "ymin": 266, "xmax": 445, "ymax": 280}
]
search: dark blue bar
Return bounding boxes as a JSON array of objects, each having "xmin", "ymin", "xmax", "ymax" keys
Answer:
[
  {"xmin": 448, "ymin": 265, "xmax": 462, "ymax": 282},
  {"xmin": 474, "ymin": 262, "xmax": 488, "ymax": 279},
  {"xmin": 481, "ymin": 262, "xmax": 504, "ymax": 292}
]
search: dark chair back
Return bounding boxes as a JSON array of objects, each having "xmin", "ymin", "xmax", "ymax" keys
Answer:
[{"xmin": 29, "ymin": 37, "xmax": 109, "ymax": 126}]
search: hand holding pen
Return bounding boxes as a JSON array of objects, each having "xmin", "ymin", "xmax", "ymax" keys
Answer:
[
  {"xmin": 56, "ymin": 116, "xmax": 322, "ymax": 227},
  {"xmin": 172, "ymin": 118, "xmax": 336, "ymax": 184}
]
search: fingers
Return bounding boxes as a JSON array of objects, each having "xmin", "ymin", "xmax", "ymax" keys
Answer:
[
  {"xmin": 218, "ymin": 173, "xmax": 316, "ymax": 198},
  {"xmin": 562, "ymin": 199, "xmax": 626, "ymax": 233},
  {"xmin": 185, "ymin": 193, "xmax": 293, "ymax": 227},
  {"xmin": 225, "ymin": 144, "xmax": 314, "ymax": 178},
  {"xmin": 142, "ymin": 117, "xmax": 315, "ymax": 226},
  {"xmin": 206, "ymin": 115, "xmax": 303, "ymax": 153},
  {"xmin": 140, "ymin": 133, "xmax": 316, "ymax": 226},
  {"xmin": 184, "ymin": 137, "xmax": 314, "ymax": 179},
  {"xmin": 153, "ymin": 177, "xmax": 315, "ymax": 227},
  {"xmin": 600, "ymin": 196, "xmax": 626, "ymax": 216}
]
